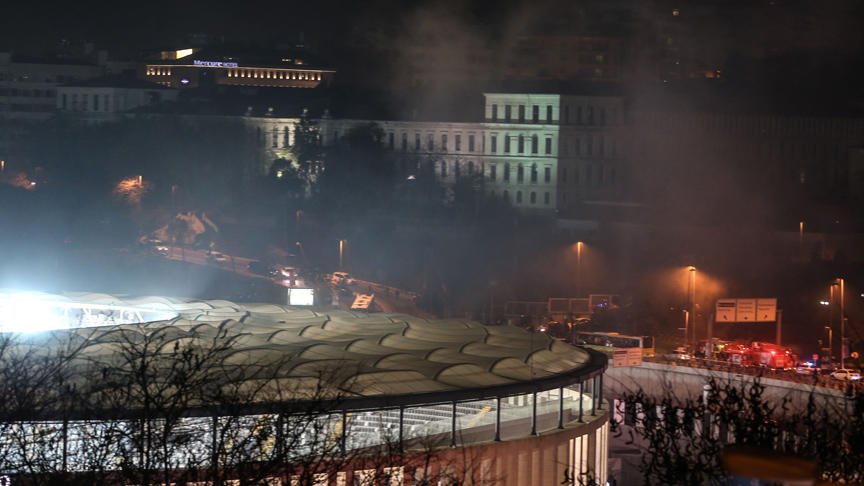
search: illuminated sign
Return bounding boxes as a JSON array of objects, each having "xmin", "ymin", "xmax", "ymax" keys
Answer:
[
  {"xmin": 715, "ymin": 298, "xmax": 777, "ymax": 323},
  {"xmin": 193, "ymin": 60, "xmax": 239, "ymax": 68},
  {"xmin": 287, "ymin": 288, "xmax": 314, "ymax": 306}
]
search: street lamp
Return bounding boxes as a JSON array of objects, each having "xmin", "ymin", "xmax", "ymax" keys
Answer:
[
  {"xmin": 575, "ymin": 241, "xmax": 584, "ymax": 297},
  {"xmin": 688, "ymin": 266, "xmax": 697, "ymax": 347},
  {"xmin": 338, "ymin": 239, "xmax": 346, "ymax": 269},
  {"xmin": 824, "ymin": 326, "xmax": 833, "ymax": 364},
  {"xmin": 835, "ymin": 278, "xmax": 846, "ymax": 369}
]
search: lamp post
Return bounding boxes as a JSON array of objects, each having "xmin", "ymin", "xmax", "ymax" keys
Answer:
[
  {"xmin": 338, "ymin": 239, "xmax": 346, "ymax": 269},
  {"xmin": 825, "ymin": 326, "xmax": 833, "ymax": 364},
  {"xmin": 836, "ymin": 278, "xmax": 846, "ymax": 369},
  {"xmin": 688, "ymin": 266, "xmax": 697, "ymax": 347},
  {"xmin": 575, "ymin": 241, "xmax": 584, "ymax": 297}
]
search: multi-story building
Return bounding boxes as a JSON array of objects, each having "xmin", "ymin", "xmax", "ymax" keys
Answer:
[
  {"xmin": 0, "ymin": 52, "xmax": 107, "ymax": 122},
  {"xmin": 56, "ymin": 76, "xmax": 179, "ymax": 122},
  {"xmin": 314, "ymin": 92, "xmax": 626, "ymax": 213},
  {"xmin": 140, "ymin": 47, "xmax": 335, "ymax": 90}
]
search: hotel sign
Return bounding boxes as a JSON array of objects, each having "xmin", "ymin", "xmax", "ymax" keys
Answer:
[{"xmin": 193, "ymin": 60, "xmax": 239, "ymax": 68}]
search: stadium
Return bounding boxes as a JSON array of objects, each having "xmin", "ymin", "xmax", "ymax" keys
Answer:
[{"xmin": 0, "ymin": 292, "xmax": 609, "ymax": 485}]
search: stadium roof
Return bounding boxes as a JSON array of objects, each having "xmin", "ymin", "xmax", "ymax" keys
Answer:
[{"xmin": 1, "ymin": 292, "xmax": 606, "ymax": 415}]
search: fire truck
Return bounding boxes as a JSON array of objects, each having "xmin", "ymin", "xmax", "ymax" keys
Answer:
[{"xmin": 714, "ymin": 342, "xmax": 796, "ymax": 370}]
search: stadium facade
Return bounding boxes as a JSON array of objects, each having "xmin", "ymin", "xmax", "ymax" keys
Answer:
[{"xmin": 0, "ymin": 292, "xmax": 609, "ymax": 485}]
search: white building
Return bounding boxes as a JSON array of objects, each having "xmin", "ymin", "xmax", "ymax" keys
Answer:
[{"xmin": 315, "ymin": 93, "xmax": 626, "ymax": 213}]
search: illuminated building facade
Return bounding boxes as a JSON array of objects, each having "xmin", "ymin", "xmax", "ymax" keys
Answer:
[
  {"xmin": 141, "ymin": 49, "xmax": 335, "ymax": 89},
  {"xmin": 316, "ymin": 92, "xmax": 626, "ymax": 213}
]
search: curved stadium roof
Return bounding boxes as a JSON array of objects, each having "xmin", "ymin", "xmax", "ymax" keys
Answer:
[{"xmin": 2, "ymin": 292, "xmax": 606, "ymax": 411}]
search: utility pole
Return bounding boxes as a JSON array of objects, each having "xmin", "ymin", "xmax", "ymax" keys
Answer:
[{"xmin": 839, "ymin": 278, "xmax": 846, "ymax": 369}]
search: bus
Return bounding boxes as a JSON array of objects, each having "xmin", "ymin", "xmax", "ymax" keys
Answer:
[{"xmin": 573, "ymin": 331, "xmax": 656, "ymax": 359}]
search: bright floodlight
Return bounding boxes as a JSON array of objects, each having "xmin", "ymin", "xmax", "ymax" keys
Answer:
[{"xmin": 0, "ymin": 292, "xmax": 178, "ymax": 334}]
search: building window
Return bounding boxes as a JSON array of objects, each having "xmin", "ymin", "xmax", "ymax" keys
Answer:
[
  {"xmin": 415, "ymin": 133, "xmax": 421, "ymax": 151},
  {"xmin": 518, "ymin": 105, "xmax": 525, "ymax": 122},
  {"xmin": 492, "ymin": 104, "xmax": 498, "ymax": 120},
  {"xmin": 441, "ymin": 134, "xmax": 448, "ymax": 151},
  {"xmin": 401, "ymin": 133, "xmax": 408, "ymax": 151},
  {"xmin": 530, "ymin": 164, "xmax": 538, "ymax": 183},
  {"xmin": 490, "ymin": 135, "xmax": 497, "ymax": 153},
  {"xmin": 544, "ymin": 192, "xmax": 550, "ymax": 205},
  {"xmin": 387, "ymin": 132, "xmax": 394, "ymax": 149},
  {"xmin": 272, "ymin": 131, "xmax": 278, "ymax": 148},
  {"xmin": 468, "ymin": 134, "xmax": 475, "ymax": 152},
  {"xmin": 545, "ymin": 137, "xmax": 553, "ymax": 155},
  {"xmin": 531, "ymin": 135, "xmax": 538, "ymax": 154},
  {"xmin": 93, "ymin": 94, "xmax": 99, "ymax": 111},
  {"xmin": 504, "ymin": 163, "xmax": 511, "ymax": 182},
  {"xmin": 530, "ymin": 191, "xmax": 536, "ymax": 204},
  {"xmin": 544, "ymin": 166, "xmax": 551, "ymax": 183},
  {"xmin": 517, "ymin": 135, "xmax": 524, "ymax": 154},
  {"xmin": 516, "ymin": 191, "xmax": 523, "ymax": 203},
  {"xmin": 517, "ymin": 164, "xmax": 524, "ymax": 182},
  {"xmin": 441, "ymin": 161, "xmax": 447, "ymax": 178},
  {"xmin": 505, "ymin": 105, "xmax": 512, "ymax": 121},
  {"xmin": 546, "ymin": 105, "xmax": 553, "ymax": 122},
  {"xmin": 504, "ymin": 136, "xmax": 511, "ymax": 153},
  {"xmin": 532, "ymin": 105, "xmax": 539, "ymax": 122},
  {"xmin": 490, "ymin": 164, "xmax": 497, "ymax": 181},
  {"xmin": 427, "ymin": 134, "xmax": 434, "ymax": 151},
  {"xmin": 455, "ymin": 134, "xmax": 461, "ymax": 151}
]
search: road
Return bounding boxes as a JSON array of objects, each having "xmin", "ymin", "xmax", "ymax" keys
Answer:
[{"xmin": 153, "ymin": 246, "xmax": 309, "ymax": 288}]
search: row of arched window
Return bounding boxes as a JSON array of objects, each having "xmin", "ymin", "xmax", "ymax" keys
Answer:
[{"xmin": 496, "ymin": 189, "xmax": 551, "ymax": 205}]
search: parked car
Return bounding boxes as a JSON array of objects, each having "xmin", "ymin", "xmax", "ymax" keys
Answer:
[
  {"xmin": 331, "ymin": 271, "xmax": 351, "ymax": 285},
  {"xmin": 207, "ymin": 251, "xmax": 229, "ymax": 263},
  {"xmin": 794, "ymin": 363, "xmax": 816, "ymax": 375},
  {"xmin": 830, "ymin": 368, "xmax": 861, "ymax": 381},
  {"xmin": 665, "ymin": 347, "xmax": 692, "ymax": 362}
]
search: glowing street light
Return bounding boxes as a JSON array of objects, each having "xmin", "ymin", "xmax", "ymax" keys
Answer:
[
  {"xmin": 687, "ymin": 266, "xmax": 696, "ymax": 346},
  {"xmin": 575, "ymin": 241, "xmax": 584, "ymax": 297},
  {"xmin": 835, "ymin": 277, "xmax": 846, "ymax": 369},
  {"xmin": 338, "ymin": 239, "xmax": 346, "ymax": 269}
]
